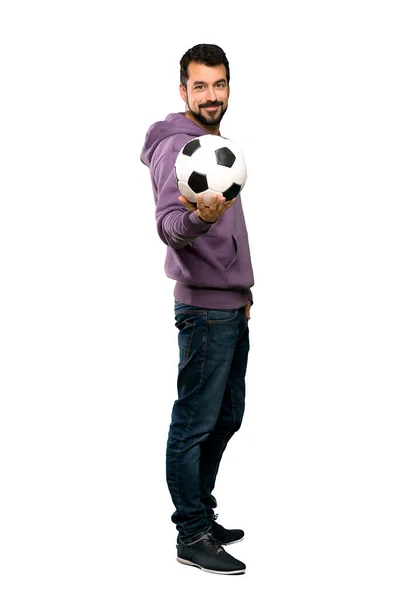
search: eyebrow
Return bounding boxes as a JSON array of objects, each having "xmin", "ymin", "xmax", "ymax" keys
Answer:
[{"xmin": 192, "ymin": 78, "xmax": 227, "ymax": 86}]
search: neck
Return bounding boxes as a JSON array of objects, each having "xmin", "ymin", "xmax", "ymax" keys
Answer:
[{"xmin": 184, "ymin": 110, "xmax": 220, "ymax": 135}]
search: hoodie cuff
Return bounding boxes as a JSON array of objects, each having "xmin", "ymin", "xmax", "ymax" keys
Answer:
[{"xmin": 185, "ymin": 210, "xmax": 213, "ymax": 232}]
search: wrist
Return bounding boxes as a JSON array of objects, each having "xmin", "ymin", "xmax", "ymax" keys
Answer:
[{"xmin": 196, "ymin": 211, "xmax": 217, "ymax": 224}]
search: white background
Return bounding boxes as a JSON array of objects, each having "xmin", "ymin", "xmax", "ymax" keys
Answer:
[{"xmin": 1, "ymin": 0, "xmax": 399, "ymax": 598}]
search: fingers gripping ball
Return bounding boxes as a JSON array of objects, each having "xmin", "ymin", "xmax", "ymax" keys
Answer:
[{"xmin": 174, "ymin": 134, "xmax": 247, "ymax": 207}]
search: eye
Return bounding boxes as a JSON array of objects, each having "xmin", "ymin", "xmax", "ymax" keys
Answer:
[{"xmin": 194, "ymin": 85, "xmax": 204, "ymax": 90}]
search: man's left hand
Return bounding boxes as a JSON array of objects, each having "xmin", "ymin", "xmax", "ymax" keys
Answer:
[{"xmin": 245, "ymin": 300, "xmax": 251, "ymax": 320}]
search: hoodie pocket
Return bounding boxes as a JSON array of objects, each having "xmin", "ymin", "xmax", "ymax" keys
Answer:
[
  {"xmin": 225, "ymin": 231, "xmax": 254, "ymax": 286},
  {"xmin": 206, "ymin": 232, "xmax": 238, "ymax": 271},
  {"xmin": 225, "ymin": 235, "xmax": 239, "ymax": 271}
]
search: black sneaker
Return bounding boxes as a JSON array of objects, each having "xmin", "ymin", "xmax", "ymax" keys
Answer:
[
  {"xmin": 176, "ymin": 532, "xmax": 246, "ymax": 575},
  {"xmin": 211, "ymin": 515, "xmax": 245, "ymax": 545}
]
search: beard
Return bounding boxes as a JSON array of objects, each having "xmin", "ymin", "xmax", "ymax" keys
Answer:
[{"xmin": 187, "ymin": 99, "xmax": 228, "ymax": 126}]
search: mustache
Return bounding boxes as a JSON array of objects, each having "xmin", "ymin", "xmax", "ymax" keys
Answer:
[{"xmin": 199, "ymin": 101, "xmax": 223, "ymax": 109}]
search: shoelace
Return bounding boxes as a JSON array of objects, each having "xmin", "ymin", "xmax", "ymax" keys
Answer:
[{"xmin": 203, "ymin": 532, "xmax": 224, "ymax": 554}]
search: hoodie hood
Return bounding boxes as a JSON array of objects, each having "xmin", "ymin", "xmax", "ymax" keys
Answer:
[{"xmin": 140, "ymin": 112, "xmax": 206, "ymax": 167}]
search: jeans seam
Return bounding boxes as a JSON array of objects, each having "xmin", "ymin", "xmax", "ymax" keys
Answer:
[{"xmin": 229, "ymin": 378, "xmax": 238, "ymax": 425}]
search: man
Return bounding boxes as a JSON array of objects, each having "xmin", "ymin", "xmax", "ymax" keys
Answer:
[{"xmin": 140, "ymin": 44, "xmax": 254, "ymax": 575}]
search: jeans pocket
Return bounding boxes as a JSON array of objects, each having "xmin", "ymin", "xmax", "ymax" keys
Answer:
[
  {"xmin": 175, "ymin": 319, "xmax": 196, "ymax": 366},
  {"xmin": 207, "ymin": 309, "xmax": 238, "ymax": 324}
]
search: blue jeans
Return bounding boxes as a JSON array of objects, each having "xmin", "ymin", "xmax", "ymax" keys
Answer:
[{"xmin": 166, "ymin": 300, "xmax": 250, "ymax": 544}]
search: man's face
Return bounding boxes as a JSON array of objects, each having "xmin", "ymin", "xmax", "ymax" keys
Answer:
[{"xmin": 180, "ymin": 62, "xmax": 229, "ymax": 128}]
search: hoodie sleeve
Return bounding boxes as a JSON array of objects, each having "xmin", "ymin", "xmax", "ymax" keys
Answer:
[{"xmin": 152, "ymin": 140, "xmax": 213, "ymax": 249}]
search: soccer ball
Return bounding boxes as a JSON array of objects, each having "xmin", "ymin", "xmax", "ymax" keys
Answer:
[{"xmin": 174, "ymin": 134, "xmax": 247, "ymax": 206}]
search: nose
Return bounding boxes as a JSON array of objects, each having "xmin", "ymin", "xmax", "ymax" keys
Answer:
[{"xmin": 205, "ymin": 86, "xmax": 217, "ymax": 101}]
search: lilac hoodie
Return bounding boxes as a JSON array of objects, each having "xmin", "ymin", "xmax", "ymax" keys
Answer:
[{"xmin": 140, "ymin": 112, "xmax": 254, "ymax": 309}]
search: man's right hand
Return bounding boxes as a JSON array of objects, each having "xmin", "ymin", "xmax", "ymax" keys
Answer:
[{"xmin": 178, "ymin": 193, "xmax": 236, "ymax": 223}]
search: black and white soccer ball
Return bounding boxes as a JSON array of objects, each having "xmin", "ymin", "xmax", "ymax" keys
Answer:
[{"xmin": 174, "ymin": 134, "xmax": 247, "ymax": 206}]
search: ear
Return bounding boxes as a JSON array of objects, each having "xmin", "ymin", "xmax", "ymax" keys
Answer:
[{"xmin": 179, "ymin": 83, "xmax": 187, "ymax": 103}]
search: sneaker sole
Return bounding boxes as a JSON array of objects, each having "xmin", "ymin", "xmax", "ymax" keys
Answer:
[{"xmin": 177, "ymin": 557, "xmax": 245, "ymax": 575}]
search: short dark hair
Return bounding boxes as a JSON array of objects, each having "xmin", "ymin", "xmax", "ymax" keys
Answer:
[{"xmin": 180, "ymin": 44, "xmax": 230, "ymax": 88}]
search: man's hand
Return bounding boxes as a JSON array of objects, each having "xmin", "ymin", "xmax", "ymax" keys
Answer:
[
  {"xmin": 245, "ymin": 300, "xmax": 251, "ymax": 320},
  {"xmin": 178, "ymin": 193, "xmax": 236, "ymax": 223}
]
